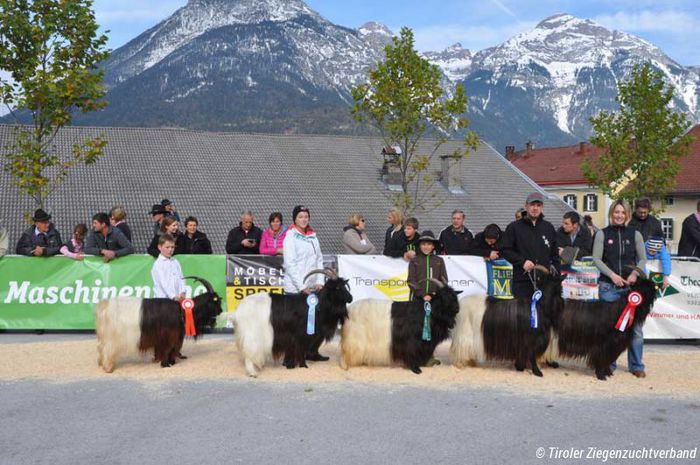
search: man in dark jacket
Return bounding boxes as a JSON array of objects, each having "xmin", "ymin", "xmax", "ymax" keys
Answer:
[
  {"xmin": 556, "ymin": 211, "xmax": 593, "ymax": 261},
  {"xmin": 84, "ymin": 212, "xmax": 135, "ymax": 262},
  {"xmin": 470, "ymin": 224, "xmax": 502, "ymax": 261},
  {"xmin": 15, "ymin": 209, "xmax": 63, "ymax": 257},
  {"xmin": 182, "ymin": 216, "xmax": 213, "ymax": 254},
  {"xmin": 501, "ymin": 192, "xmax": 560, "ymax": 298},
  {"xmin": 149, "ymin": 204, "xmax": 167, "ymax": 235},
  {"xmin": 438, "ymin": 209, "xmax": 473, "ymax": 255},
  {"xmin": 678, "ymin": 200, "xmax": 700, "ymax": 258},
  {"xmin": 226, "ymin": 211, "xmax": 263, "ymax": 254},
  {"xmin": 628, "ymin": 198, "xmax": 663, "ymax": 242}
]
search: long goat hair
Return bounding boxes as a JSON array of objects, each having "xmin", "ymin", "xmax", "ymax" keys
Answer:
[
  {"xmin": 554, "ymin": 272, "xmax": 657, "ymax": 380},
  {"xmin": 340, "ymin": 279, "xmax": 461, "ymax": 374},
  {"xmin": 450, "ymin": 265, "xmax": 564, "ymax": 377},
  {"xmin": 231, "ymin": 268, "xmax": 353, "ymax": 377},
  {"xmin": 95, "ymin": 276, "xmax": 223, "ymax": 373}
]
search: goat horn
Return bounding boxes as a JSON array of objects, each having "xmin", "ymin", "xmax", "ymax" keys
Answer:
[
  {"xmin": 303, "ymin": 269, "xmax": 335, "ymax": 283},
  {"xmin": 533, "ymin": 264, "xmax": 550, "ymax": 275},
  {"xmin": 429, "ymin": 278, "xmax": 446, "ymax": 289},
  {"xmin": 184, "ymin": 276, "xmax": 214, "ymax": 294}
]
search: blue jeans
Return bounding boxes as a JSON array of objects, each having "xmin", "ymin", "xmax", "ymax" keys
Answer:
[{"xmin": 600, "ymin": 282, "xmax": 645, "ymax": 372}]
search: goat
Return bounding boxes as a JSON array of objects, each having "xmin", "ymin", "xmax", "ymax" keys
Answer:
[
  {"xmin": 231, "ymin": 268, "xmax": 352, "ymax": 377},
  {"xmin": 553, "ymin": 272, "xmax": 657, "ymax": 380},
  {"xmin": 95, "ymin": 277, "xmax": 222, "ymax": 373},
  {"xmin": 450, "ymin": 265, "xmax": 564, "ymax": 377},
  {"xmin": 340, "ymin": 279, "xmax": 461, "ymax": 374}
]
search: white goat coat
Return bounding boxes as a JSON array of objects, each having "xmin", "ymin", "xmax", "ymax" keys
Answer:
[
  {"xmin": 340, "ymin": 299, "xmax": 392, "ymax": 369},
  {"xmin": 283, "ymin": 226, "xmax": 324, "ymax": 293},
  {"xmin": 95, "ymin": 297, "xmax": 146, "ymax": 372},
  {"xmin": 449, "ymin": 295, "xmax": 487, "ymax": 367},
  {"xmin": 233, "ymin": 292, "xmax": 274, "ymax": 377}
]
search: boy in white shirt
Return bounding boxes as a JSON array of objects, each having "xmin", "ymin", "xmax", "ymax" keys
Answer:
[{"xmin": 151, "ymin": 234, "xmax": 186, "ymax": 300}]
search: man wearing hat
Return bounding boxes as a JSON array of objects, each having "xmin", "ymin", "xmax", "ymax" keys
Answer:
[
  {"xmin": 149, "ymin": 204, "xmax": 168, "ymax": 235},
  {"xmin": 16, "ymin": 209, "xmax": 63, "ymax": 257},
  {"xmin": 501, "ymin": 192, "xmax": 559, "ymax": 298},
  {"xmin": 407, "ymin": 230, "xmax": 448, "ymax": 301},
  {"xmin": 161, "ymin": 199, "xmax": 181, "ymax": 223}
]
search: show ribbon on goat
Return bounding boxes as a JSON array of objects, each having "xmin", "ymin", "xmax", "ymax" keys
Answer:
[
  {"xmin": 180, "ymin": 298, "xmax": 196, "ymax": 337},
  {"xmin": 422, "ymin": 301, "xmax": 432, "ymax": 341},
  {"xmin": 615, "ymin": 291, "xmax": 643, "ymax": 332},
  {"xmin": 530, "ymin": 289, "xmax": 542, "ymax": 329},
  {"xmin": 306, "ymin": 293, "xmax": 318, "ymax": 335}
]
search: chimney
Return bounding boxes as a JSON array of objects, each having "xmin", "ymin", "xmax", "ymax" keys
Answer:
[
  {"xmin": 505, "ymin": 145, "xmax": 515, "ymax": 160},
  {"xmin": 441, "ymin": 155, "xmax": 464, "ymax": 193},
  {"xmin": 381, "ymin": 146, "xmax": 402, "ymax": 189},
  {"xmin": 525, "ymin": 141, "xmax": 534, "ymax": 155},
  {"xmin": 579, "ymin": 141, "xmax": 587, "ymax": 154}
]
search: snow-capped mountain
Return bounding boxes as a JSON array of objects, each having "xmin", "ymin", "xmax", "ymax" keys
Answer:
[
  {"xmin": 62, "ymin": 3, "xmax": 700, "ymax": 150},
  {"xmin": 423, "ymin": 43, "xmax": 472, "ymax": 82},
  {"xmin": 429, "ymin": 13, "xmax": 700, "ymax": 150},
  {"xmin": 76, "ymin": 0, "xmax": 390, "ymax": 132}
]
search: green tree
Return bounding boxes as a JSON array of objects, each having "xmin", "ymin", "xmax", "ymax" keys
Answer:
[
  {"xmin": 583, "ymin": 62, "xmax": 693, "ymax": 207},
  {"xmin": 0, "ymin": 0, "xmax": 110, "ymax": 210},
  {"xmin": 351, "ymin": 27, "xmax": 479, "ymax": 215}
]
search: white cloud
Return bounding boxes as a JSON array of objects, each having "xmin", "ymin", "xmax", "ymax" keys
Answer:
[
  {"xmin": 487, "ymin": 0, "xmax": 517, "ymax": 18},
  {"xmin": 413, "ymin": 22, "xmax": 536, "ymax": 53},
  {"xmin": 594, "ymin": 10, "xmax": 699, "ymax": 33}
]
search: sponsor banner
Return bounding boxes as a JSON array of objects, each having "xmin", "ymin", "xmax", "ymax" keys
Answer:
[
  {"xmin": 486, "ymin": 259, "xmax": 513, "ymax": 299},
  {"xmin": 225, "ymin": 255, "xmax": 337, "ymax": 312},
  {"xmin": 337, "ymin": 255, "xmax": 487, "ymax": 301},
  {"xmin": 0, "ymin": 255, "xmax": 227, "ymax": 330},
  {"xmin": 561, "ymin": 259, "xmax": 600, "ymax": 301},
  {"xmin": 644, "ymin": 259, "xmax": 700, "ymax": 339}
]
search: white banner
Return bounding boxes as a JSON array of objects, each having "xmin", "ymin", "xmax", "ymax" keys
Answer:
[
  {"xmin": 337, "ymin": 255, "xmax": 488, "ymax": 302},
  {"xmin": 644, "ymin": 259, "xmax": 700, "ymax": 339}
]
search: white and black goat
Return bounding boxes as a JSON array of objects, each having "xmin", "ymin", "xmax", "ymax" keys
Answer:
[
  {"xmin": 340, "ymin": 279, "xmax": 461, "ymax": 374},
  {"xmin": 95, "ymin": 277, "xmax": 223, "ymax": 373},
  {"xmin": 552, "ymin": 271, "xmax": 657, "ymax": 380},
  {"xmin": 231, "ymin": 268, "xmax": 353, "ymax": 377},
  {"xmin": 450, "ymin": 266, "xmax": 564, "ymax": 377}
]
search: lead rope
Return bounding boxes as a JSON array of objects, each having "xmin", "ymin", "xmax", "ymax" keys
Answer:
[{"xmin": 526, "ymin": 268, "xmax": 541, "ymax": 329}]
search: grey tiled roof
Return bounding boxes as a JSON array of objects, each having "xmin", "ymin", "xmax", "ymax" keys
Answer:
[{"xmin": 0, "ymin": 125, "xmax": 570, "ymax": 254}]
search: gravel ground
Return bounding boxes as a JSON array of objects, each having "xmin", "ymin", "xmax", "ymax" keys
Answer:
[
  {"xmin": 0, "ymin": 334, "xmax": 698, "ymax": 397},
  {"xmin": 1, "ymin": 334, "xmax": 698, "ymax": 465}
]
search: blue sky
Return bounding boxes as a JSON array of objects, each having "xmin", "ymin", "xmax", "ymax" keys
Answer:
[{"xmin": 94, "ymin": 0, "xmax": 700, "ymax": 65}]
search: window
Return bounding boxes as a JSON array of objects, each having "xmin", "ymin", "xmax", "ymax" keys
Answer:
[
  {"xmin": 665, "ymin": 196, "xmax": 674, "ymax": 206},
  {"xmin": 584, "ymin": 194, "xmax": 598, "ymax": 212},
  {"xmin": 563, "ymin": 194, "xmax": 577, "ymax": 209},
  {"xmin": 661, "ymin": 218, "xmax": 673, "ymax": 242}
]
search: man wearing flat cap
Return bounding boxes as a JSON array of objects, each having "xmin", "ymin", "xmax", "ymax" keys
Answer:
[
  {"xmin": 501, "ymin": 192, "xmax": 560, "ymax": 298},
  {"xmin": 16, "ymin": 209, "xmax": 63, "ymax": 257}
]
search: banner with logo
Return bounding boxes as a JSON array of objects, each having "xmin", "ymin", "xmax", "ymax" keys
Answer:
[
  {"xmin": 0, "ymin": 255, "xmax": 227, "ymax": 330},
  {"xmin": 337, "ymin": 255, "xmax": 487, "ymax": 301},
  {"xmin": 644, "ymin": 259, "xmax": 700, "ymax": 339},
  {"xmin": 561, "ymin": 259, "xmax": 600, "ymax": 301},
  {"xmin": 226, "ymin": 255, "xmax": 337, "ymax": 312}
]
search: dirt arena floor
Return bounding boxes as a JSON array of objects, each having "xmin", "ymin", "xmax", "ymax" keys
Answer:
[{"xmin": 1, "ymin": 335, "xmax": 698, "ymax": 398}]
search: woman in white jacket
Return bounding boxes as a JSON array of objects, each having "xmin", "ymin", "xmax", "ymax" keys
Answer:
[
  {"xmin": 283, "ymin": 205, "xmax": 328, "ymax": 361},
  {"xmin": 283, "ymin": 205, "xmax": 324, "ymax": 294}
]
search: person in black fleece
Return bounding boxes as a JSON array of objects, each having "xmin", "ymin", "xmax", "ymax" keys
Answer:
[
  {"xmin": 383, "ymin": 207, "xmax": 406, "ymax": 258},
  {"xmin": 438, "ymin": 209, "xmax": 473, "ymax": 255},
  {"xmin": 470, "ymin": 223, "xmax": 502, "ymax": 261},
  {"xmin": 501, "ymin": 192, "xmax": 560, "ymax": 298},
  {"xmin": 556, "ymin": 211, "xmax": 593, "ymax": 261},
  {"xmin": 226, "ymin": 211, "xmax": 263, "ymax": 255}
]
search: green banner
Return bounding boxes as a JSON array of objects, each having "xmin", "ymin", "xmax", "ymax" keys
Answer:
[{"xmin": 0, "ymin": 255, "xmax": 227, "ymax": 330}]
